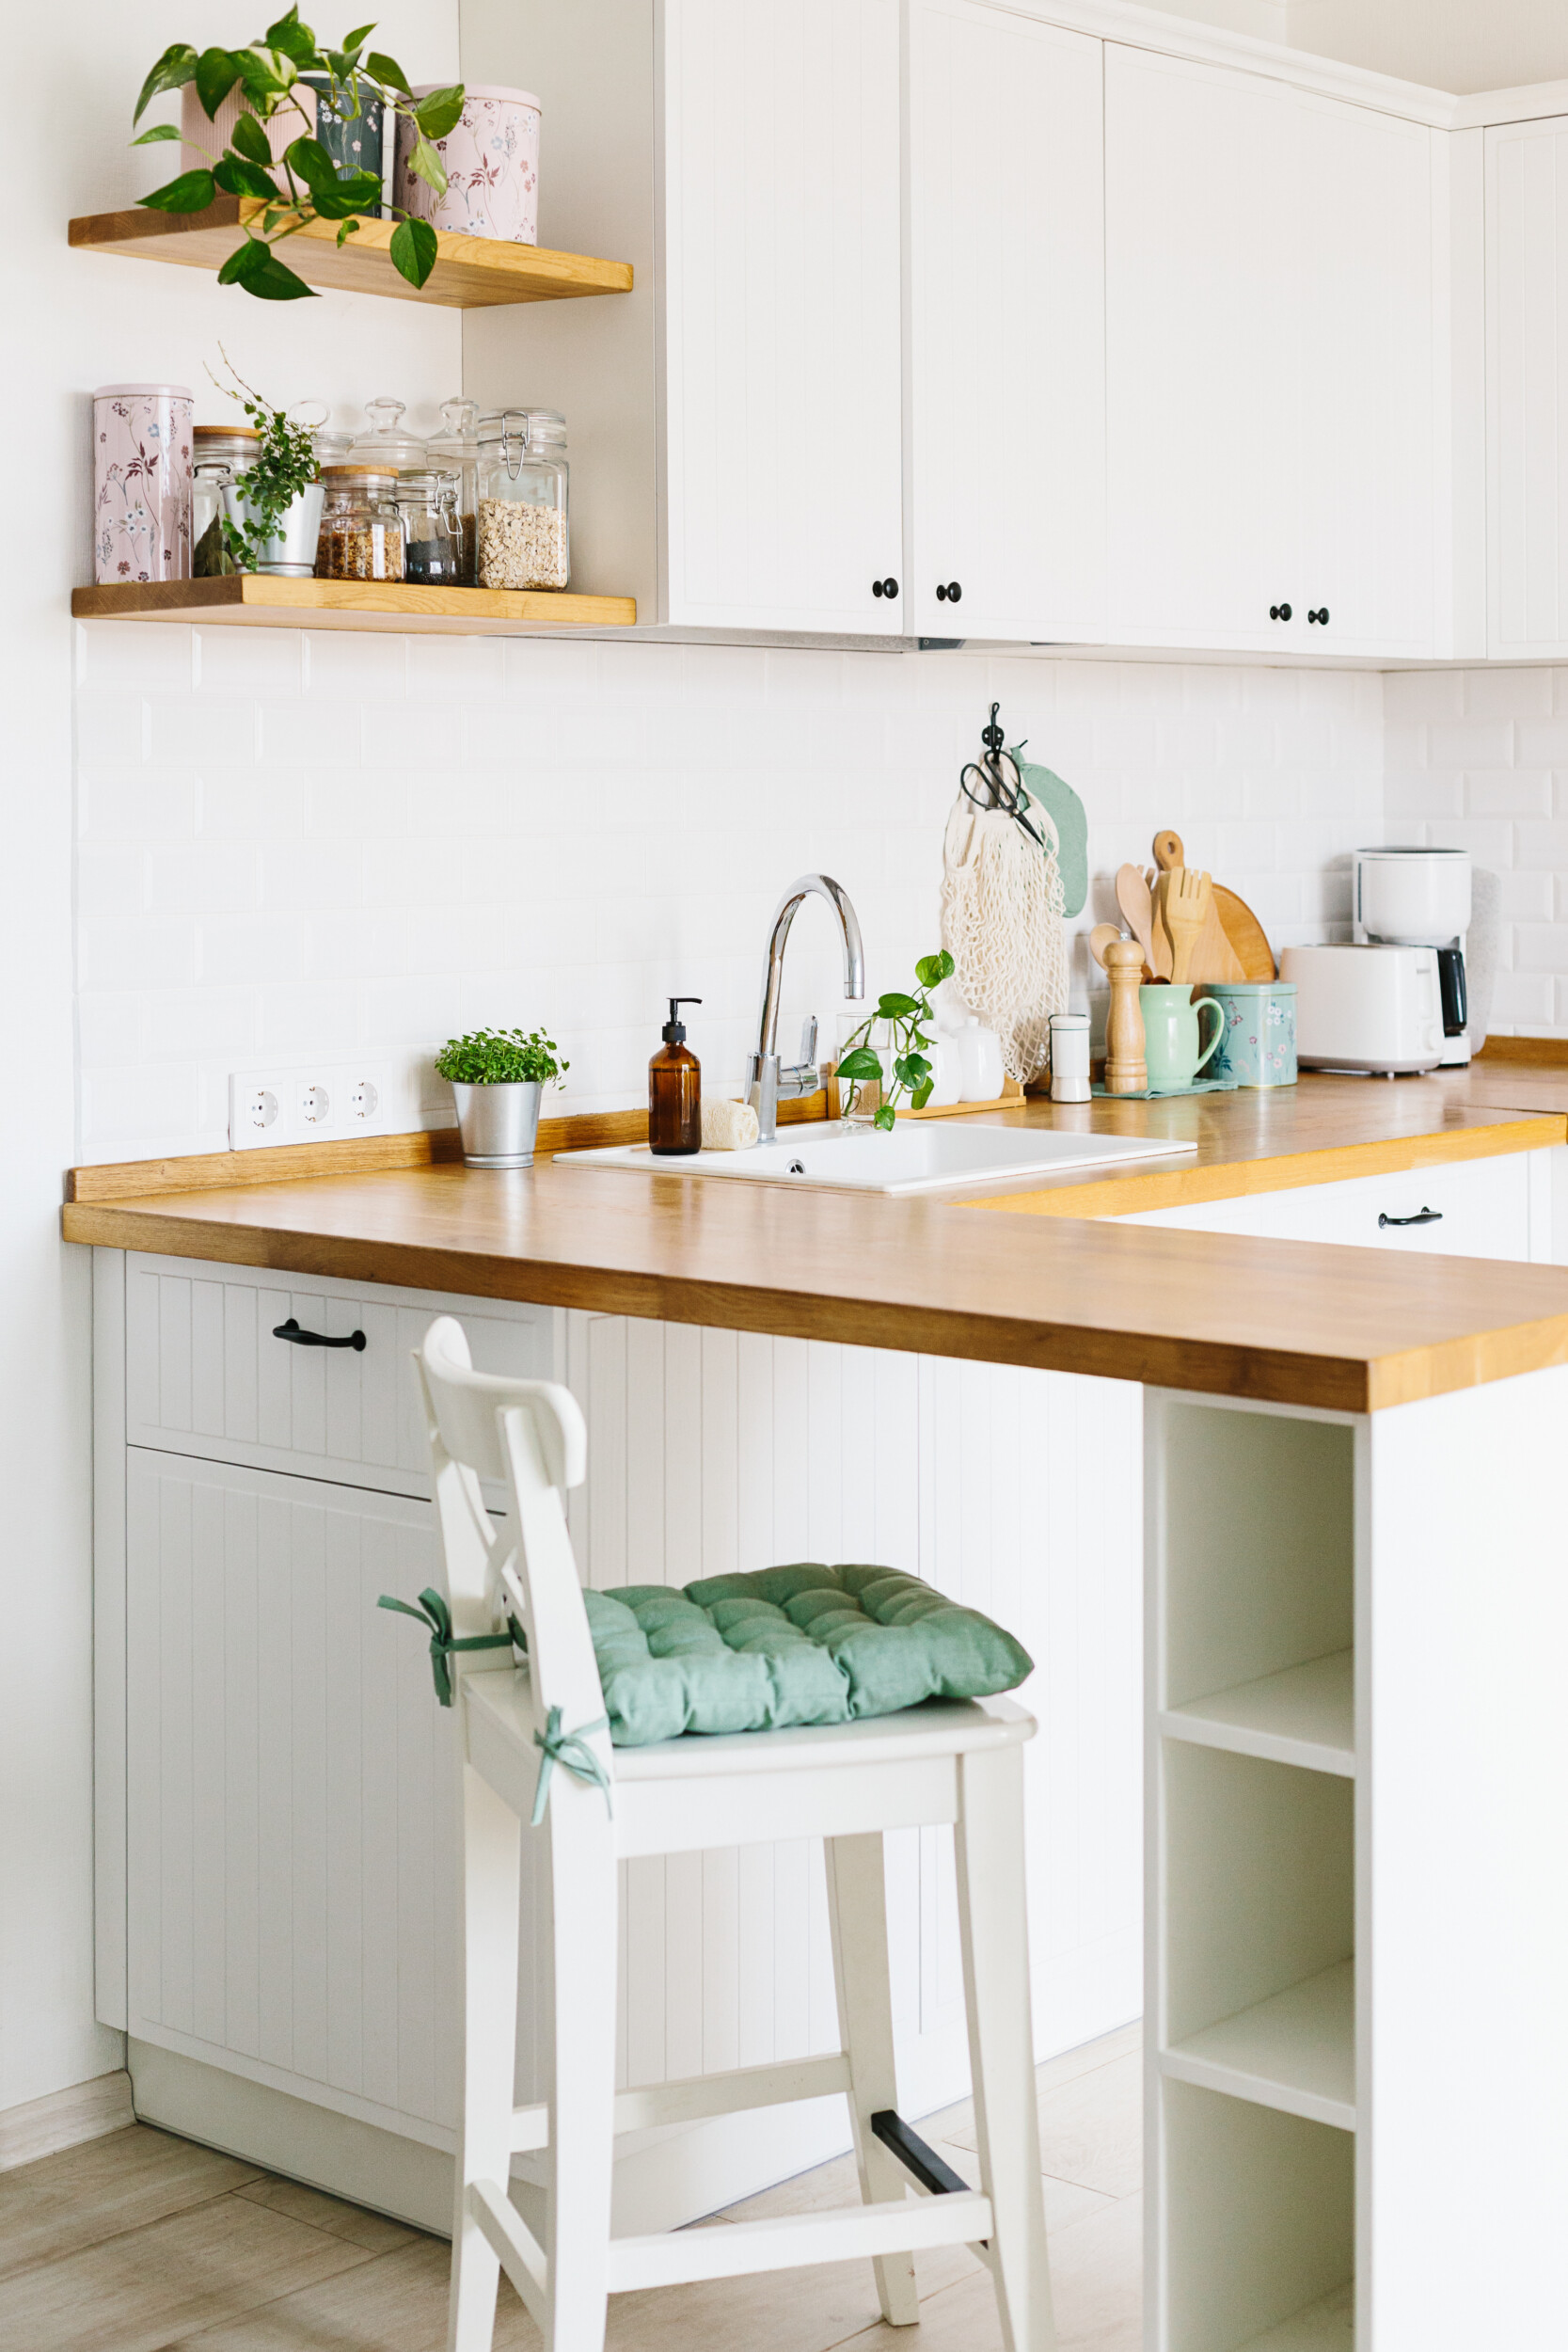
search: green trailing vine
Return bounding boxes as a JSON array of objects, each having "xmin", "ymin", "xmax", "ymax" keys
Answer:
[
  {"xmin": 207, "ymin": 352, "xmax": 321, "ymax": 573},
  {"xmin": 435, "ymin": 1028, "xmax": 570, "ymax": 1088},
  {"xmin": 836, "ymin": 950, "xmax": 955, "ymax": 1131},
  {"xmin": 133, "ymin": 9, "xmax": 464, "ymax": 298}
]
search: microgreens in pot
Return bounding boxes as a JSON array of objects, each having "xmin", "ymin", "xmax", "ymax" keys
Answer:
[
  {"xmin": 435, "ymin": 1029, "xmax": 571, "ymax": 1088},
  {"xmin": 133, "ymin": 8, "xmax": 464, "ymax": 297},
  {"xmin": 835, "ymin": 950, "xmax": 956, "ymax": 1131}
]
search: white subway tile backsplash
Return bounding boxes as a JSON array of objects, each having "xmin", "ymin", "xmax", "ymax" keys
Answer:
[
  {"xmin": 80, "ymin": 914, "xmax": 198, "ymax": 991},
  {"xmin": 1421, "ymin": 719, "xmax": 1515, "ymax": 770},
  {"xmin": 1512, "ymin": 819, "xmax": 1568, "ymax": 870},
  {"xmin": 1464, "ymin": 770, "xmax": 1552, "ymax": 818},
  {"xmin": 259, "ymin": 699, "xmax": 360, "ymax": 766},
  {"xmin": 79, "ymin": 767, "xmax": 197, "ymax": 840},
  {"xmin": 1463, "ymin": 666, "xmax": 1553, "ymax": 719},
  {"xmin": 77, "ymin": 695, "xmax": 149, "ymax": 765},
  {"xmin": 194, "ymin": 627, "xmax": 304, "ymax": 696},
  {"xmin": 147, "ymin": 842, "xmax": 262, "ymax": 914},
  {"xmin": 149, "ymin": 697, "xmax": 258, "ymax": 766},
  {"xmin": 1515, "ymin": 720, "xmax": 1568, "ymax": 769}
]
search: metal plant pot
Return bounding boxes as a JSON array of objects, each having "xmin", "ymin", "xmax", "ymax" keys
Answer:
[
  {"xmin": 221, "ymin": 479, "xmax": 325, "ymax": 577},
  {"xmin": 451, "ymin": 1080, "xmax": 544, "ymax": 1168}
]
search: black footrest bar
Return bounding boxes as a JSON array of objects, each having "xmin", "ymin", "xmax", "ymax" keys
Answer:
[{"xmin": 869, "ymin": 2110, "xmax": 973, "ymax": 2200}]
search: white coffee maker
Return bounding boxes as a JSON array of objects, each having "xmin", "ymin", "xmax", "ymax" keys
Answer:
[{"xmin": 1352, "ymin": 848, "xmax": 1472, "ymax": 1066}]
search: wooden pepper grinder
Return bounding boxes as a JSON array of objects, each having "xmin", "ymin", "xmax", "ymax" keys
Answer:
[{"xmin": 1102, "ymin": 937, "xmax": 1148, "ymax": 1094}]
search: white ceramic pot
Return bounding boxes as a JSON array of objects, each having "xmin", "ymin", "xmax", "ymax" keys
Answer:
[
  {"xmin": 920, "ymin": 1035, "xmax": 963, "ymax": 1107},
  {"xmin": 396, "ymin": 84, "xmax": 541, "ymax": 244},
  {"xmin": 955, "ymin": 1019, "xmax": 1006, "ymax": 1101}
]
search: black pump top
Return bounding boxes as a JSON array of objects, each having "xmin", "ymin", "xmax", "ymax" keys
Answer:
[{"xmin": 662, "ymin": 995, "xmax": 702, "ymax": 1044}]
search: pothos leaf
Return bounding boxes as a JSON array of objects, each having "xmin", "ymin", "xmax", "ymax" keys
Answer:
[
  {"xmin": 873, "ymin": 1105, "xmax": 897, "ymax": 1132},
  {"xmin": 215, "ymin": 153, "xmax": 282, "ymax": 201},
  {"xmin": 130, "ymin": 122, "xmax": 182, "ymax": 146},
  {"xmin": 284, "ymin": 134, "xmax": 340, "ymax": 189},
  {"xmin": 264, "ymin": 9, "xmax": 319, "ymax": 68},
  {"xmin": 217, "ymin": 235, "xmax": 317, "ymax": 298},
  {"xmin": 915, "ymin": 949, "xmax": 956, "ymax": 990},
  {"xmin": 414, "ymin": 83, "xmax": 465, "ymax": 139},
  {"xmin": 835, "ymin": 1047, "xmax": 884, "ymax": 1084},
  {"xmin": 195, "ymin": 45, "xmax": 242, "ymax": 120},
  {"xmin": 230, "ymin": 107, "xmax": 274, "ymax": 165},
  {"xmin": 335, "ymin": 215, "xmax": 362, "ymax": 246},
  {"xmin": 877, "ymin": 992, "xmax": 919, "ymax": 1019},
  {"xmin": 389, "ymin": 214, "xmax": 438, "ymax": 287},
  {"xmin": 404, "ymin": 134, "xmax": 449, "ymax": 197},
  {"xmin": 365, "ymin": 48, "xmax": 411, "ymax": 94},
  {"xmin": 134, "ymin": 42, "xmax": 197, "ymax": 125},
  {"xmin": 142, "ymin": 167, "xmax": 218, "ymax": 213}
]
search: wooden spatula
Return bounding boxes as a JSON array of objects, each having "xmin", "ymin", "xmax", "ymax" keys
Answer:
[
  {"xmin": 1152, "ymin": 832, "xmax": 1245, "ymax": 983},
  {"xmin": 1163, "ymin": 866, "xmax": 1212, "ymax": 984}
]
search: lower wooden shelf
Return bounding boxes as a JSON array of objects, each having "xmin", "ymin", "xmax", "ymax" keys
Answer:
[
  {"xmin": 1162, "ymin": 1960, "xmax": 1355, "ymax": 2132},
  {"xmin": 1161, "ymin": 1651, "xmax": 1354, "ymax": 1777},
  {"xmin": 1237, "ymin": 2280, "xmax": 1354, "ymax": 2350},
  {"xmin": 71, "ymin": 577, "xmax": 636, "ymax": 633}
]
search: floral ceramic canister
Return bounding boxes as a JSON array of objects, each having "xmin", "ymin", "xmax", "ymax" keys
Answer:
[
  {"xmin": 395, "ymin": 85, "xmax": 541, "ymax": 244},
  {"xmin": 93, "ymin": 384, "xmax": 194, "ymax": 584},
  {"xmin": 1208, "ymin": 980, "xmax": 1298, "ymax": 1088}
]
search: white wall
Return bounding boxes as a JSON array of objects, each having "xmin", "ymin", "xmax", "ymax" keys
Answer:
[
  {"xmin": 1386, "ymin": 668, "xmax": 1568, "ymax": 1032},
  {"xmin": 1288, "ymin": 0, "xmax": 1568, "ymax": 95},
  {"xmin": 1, "ymin": 0, "xmax": 458, "ymax": 2120},
  {"xmin": 72, "ymin": 637, "xmax": 1386, "ymax": 1160}
]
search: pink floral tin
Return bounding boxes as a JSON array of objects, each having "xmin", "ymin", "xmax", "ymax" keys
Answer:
[
  {"xmin": 395, "ymin": 84, "xmax": 540, "ymax": 245},
  {"xmin": 92, "ymin": 384, "xmax": 194, "ymax": 584}
]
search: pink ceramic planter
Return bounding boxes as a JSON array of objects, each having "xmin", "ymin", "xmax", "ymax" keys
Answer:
[
  {"xmin": 92, "ymin": 384, "xmax": 194, "ymax": 584},
  {"xmin": 395, "ymin": 84, "xmax": 541, "ymax": 245}
]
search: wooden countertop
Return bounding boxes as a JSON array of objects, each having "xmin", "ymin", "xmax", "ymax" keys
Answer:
[{"xmin": 59, "ymin": 1069, "xmax": 1568, "ymax": 1412}]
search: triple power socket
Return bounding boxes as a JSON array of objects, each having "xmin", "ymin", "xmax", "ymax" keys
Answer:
[{"xmin": 228, "ymin": 1055, "xmax": 448, "ymax": 1151}]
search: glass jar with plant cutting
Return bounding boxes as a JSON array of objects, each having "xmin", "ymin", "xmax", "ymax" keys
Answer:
[
  {"xmin": 209, "ymin": 355, "xmax": 324, "ymax": 575},
  {"xmin": 835, "ymin": 950, "xmax": 955, "ymax": 1131}
]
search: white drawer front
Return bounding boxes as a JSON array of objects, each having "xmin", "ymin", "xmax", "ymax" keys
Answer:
[
  {"xmin": 125, "ymin": 1253, "xmax": 554, "ymax": 1492},
  {"xmin": 1118, "ymin": 1149, "xmax": 1544, "ymax": 1262}
]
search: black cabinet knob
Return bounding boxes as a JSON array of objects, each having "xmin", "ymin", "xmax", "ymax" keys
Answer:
[
  {"xmin": 870, "ymin": 576, "xmax": 898, "ymax": 599},
  {"xmin": 1269, "ymin": 602, "xmax": 1293, "ymax": 622},
  {"xmin": 1308, "ymin": 607, "xmax": 1329, "ymax": 626},
  {"xmin": 936, "ymin": 580, "xmax": 962, "ymax": 603}
]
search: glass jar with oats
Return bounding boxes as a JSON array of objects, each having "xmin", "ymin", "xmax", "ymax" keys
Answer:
[
  {"xmin": 315, "ymin": 467, "xmax": 405, "ymax": 581},
  {"xmin": 476, "ymin": 409, "xmax": 570, "ymax": 592}
]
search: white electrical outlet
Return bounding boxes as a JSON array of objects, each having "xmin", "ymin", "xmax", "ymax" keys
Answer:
[{"xmin": 230, "ymin": 1057, "xmax": 447, "ymax": 1151}]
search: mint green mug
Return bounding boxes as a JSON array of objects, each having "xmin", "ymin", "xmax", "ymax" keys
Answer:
[{"xmin": 1139, "ymin": 984, "xmax": 1224, "ymax": 1092}]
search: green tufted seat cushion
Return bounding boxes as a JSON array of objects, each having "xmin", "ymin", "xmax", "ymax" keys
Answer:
[{"xmin": 582, "ymin": 1563, "xmax": 1033, "ymax": 1747}]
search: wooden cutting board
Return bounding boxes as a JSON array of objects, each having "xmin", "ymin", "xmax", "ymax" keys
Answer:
[{"xmin": 1213, "ymin": 885, "xmax": 1275, "ymax": 981}]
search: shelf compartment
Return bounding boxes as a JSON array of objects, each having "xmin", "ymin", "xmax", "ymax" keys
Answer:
[
  {"xmin": 1164, "ymin": 2081, "xmax": 1353, "ymax": 2352},
  {"xmin": 1237, "ymin": 2280, "xmax": 1354, "ymax": 2349},
  {"xmin": 71, "ymin": 578, "xmax": 636, "ymax": 633},
  {"xmin": 1162, "ymin": 1958, "xmax": 1354, "ymax": 2131},
  {"xmin": 68, "ymin": 197, "xmax": 633, "ymax": 309},
  {"xmin": 1161, "ymin": 1650, "xmax": 1354, "ymax": 1777}
]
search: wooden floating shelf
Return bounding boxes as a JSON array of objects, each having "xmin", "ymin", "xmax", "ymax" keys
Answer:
[
  {"xmin": 71, "ymin": 577, "xmax": 636, "ymax": 633},
  {"xmin": 68, "ymin": 196, "xmax": 633, "ymax": 310}
]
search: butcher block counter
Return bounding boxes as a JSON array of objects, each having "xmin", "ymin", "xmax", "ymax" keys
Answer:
[{"xmin": 60, "ymin": 1068, "xmax": 1568, "ymax": 1412}]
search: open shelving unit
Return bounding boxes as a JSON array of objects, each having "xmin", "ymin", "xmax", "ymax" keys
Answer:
[
  {"xmin": 68, "ymin": 196, "xmax": 633, "ymax": 309},
  {"xmin": 1149, "ymin": 1397, "xmax": 1359, "ymax": 2351},
  {"xmin": 71, "ymin": 578, "xmax": 635, "ymax": 633}
]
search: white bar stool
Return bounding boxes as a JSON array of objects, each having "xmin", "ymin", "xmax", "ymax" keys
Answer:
[{"xmin": 413, "ymin": 1315, "xmax": 1054, "ymax": 2352}]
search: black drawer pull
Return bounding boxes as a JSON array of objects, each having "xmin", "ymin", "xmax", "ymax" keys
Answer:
[
  {"xmin": 273, "ymin": 1317, "xmax": 367, "ymax": 1350},
  {"xmin": 1378, "ymin": 1207, "xmax": 1442, "ymax": 1229}
]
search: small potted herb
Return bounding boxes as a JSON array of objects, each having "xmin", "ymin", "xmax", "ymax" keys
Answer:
[
  {"xmin": 209, "ymin": 354, "xmax": 323, "ymax": 574},
  {"xmin": 436, "ymin": 1026, "xmax": 570, "ymax": 1168}
]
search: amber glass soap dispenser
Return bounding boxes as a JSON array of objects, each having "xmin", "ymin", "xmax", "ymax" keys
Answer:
[{"xmin": 649, "ymin": 997, "xmax": 703, "ymax": 1154}]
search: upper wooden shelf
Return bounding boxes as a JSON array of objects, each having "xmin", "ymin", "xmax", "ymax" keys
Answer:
[
  {"xmin": 72, "ymin": 578, "xmax": 636, "ymax": 632},
  {"xmin": 68, "ymin": 196, "xmax": 633, "ymax": 310}
]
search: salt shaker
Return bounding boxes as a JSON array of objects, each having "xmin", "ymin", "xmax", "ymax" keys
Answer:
[{"xmin": 1049, "ymin": 1012, "xmax": 1091, "ymax": 1104}]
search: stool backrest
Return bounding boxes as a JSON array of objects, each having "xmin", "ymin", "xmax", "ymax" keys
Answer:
[{"xmin": 414, "ymin": 1315, "xmax": 599, "ymax": 1730}]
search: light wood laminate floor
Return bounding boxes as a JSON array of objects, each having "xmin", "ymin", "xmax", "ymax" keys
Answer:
[{"xmin": 0, "ymin": 2025, "xmax": 1140, "ymax": 2350}]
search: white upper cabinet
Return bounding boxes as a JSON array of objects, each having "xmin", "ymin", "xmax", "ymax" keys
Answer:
[
  {"xmin": 662, "ymin": 0, "xmax": 905, "ymax": 632},
  {"xmin": 1487, "ymin": 117, "xmax": 1568, "ymax": 658},
  {"xmin": 1105, "ymin": 46, "xmax": 1436, "ymax": 658},
  {"xmin": 905, "ymin": 2, "xmax": 1105, "ymax": 644}
]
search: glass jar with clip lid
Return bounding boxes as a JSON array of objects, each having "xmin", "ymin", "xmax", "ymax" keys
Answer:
[
  {"xmin": 394, "ymin": 471, "xmax": 466, "ymax": 585},
  {"xmin": 426, "ymin": 397, "xmax": 481, "ymax": 583},
  {"xmin": 476, "ymin": 408, "xmax": 570, "ymax": 591}
]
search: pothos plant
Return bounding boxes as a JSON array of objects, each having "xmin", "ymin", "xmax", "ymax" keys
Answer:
[
  {"xmin": 204, "ymin": 353, "xmax": 320, "ymax": 573},
  {"xmin": 435, "ymin": 1028, "xmax": 571, "ymax": 1088},
  {"xmin": 133, "ymin": 8, "xmax": 463, "ymax": 298},
  {"xmin": 836, "ymin": 950, "xmax": 956, "ymax": 1131}
]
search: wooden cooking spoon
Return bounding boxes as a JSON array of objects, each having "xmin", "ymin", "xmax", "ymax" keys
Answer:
[
  {"xmin": 1115, "ymin": 866, "xmax": 1160, "ymax": 977},
  {"xmin": 1088, "ymin": 923, "xmax": 1124, "ymax": 971}
]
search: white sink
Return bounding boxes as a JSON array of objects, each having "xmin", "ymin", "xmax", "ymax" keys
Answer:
[{"xmin": 558, "ymin": 1119, "xmax": 1196, "ymax": 1196}]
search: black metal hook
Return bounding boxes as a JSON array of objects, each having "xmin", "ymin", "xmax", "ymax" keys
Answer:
[{"xmin": 958, "ymin": 703, "xmax": 1046, "ymax": 851}]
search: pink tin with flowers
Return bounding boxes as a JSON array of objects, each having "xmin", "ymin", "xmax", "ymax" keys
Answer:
[
  {"xmin": 394, "ymin": 84, "xmax": 541, "ymax": 245},
  {"xmin": 93, "ymin": 383, "xmax": 194, "ymax": 584}
]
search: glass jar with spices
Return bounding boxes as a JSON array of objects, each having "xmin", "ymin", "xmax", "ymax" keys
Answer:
[
  {"xmin": 426, "ymin": 397, "xmax": 482, "ymax": 583},
  {"xmin": 476, "ymin": 409, "xmax": 570, "ymax": 591},
  {"xmin": 190, "ymin": 424, "xmax": 257, "ymax": 576},
  {"xmin": 315, "ymin": 467, "xmax": 405, "ymax": 581},
  {"xmin": 395, "ymin": 470, "xmax": 466, "ymax": 586}
]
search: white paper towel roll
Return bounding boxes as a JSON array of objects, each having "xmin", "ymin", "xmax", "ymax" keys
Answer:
[{"xmin": 700, "ymin": 1097, "xmax": 760, "ymax": 1151}]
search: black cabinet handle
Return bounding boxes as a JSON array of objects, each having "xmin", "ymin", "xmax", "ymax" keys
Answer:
[
  {"xmin": 1269, "ymin": 602, "xmax": 1293, "ymax": 622},
  {"xmin": 1378, "ymin": 1207, "xmax": 1442, "ymax": 1229},
  {"xmin": 273, "ymin": 1316, "xmax": 367, "ymax": 1350},
  {"xmin": 871, "ymin": 576, "xmax": 899, "ymax": 598},
  {"xmin": 1308, "ymin": 607, "xmax": 1329, "ymax": 625},
  {"xmin": 935, "ymin": 580, "xmax": 963, "ymax": 603}
]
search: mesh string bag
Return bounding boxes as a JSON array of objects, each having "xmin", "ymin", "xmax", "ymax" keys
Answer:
[{"xmin": 939, "ymin": 788, "xmax": 1069, "ymax": 1086}]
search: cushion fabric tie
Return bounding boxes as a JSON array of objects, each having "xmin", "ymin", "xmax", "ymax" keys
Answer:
[
  {"xmin": 377, "ymin": 1587, "xmax": 522, "ymax": 1708},
  {"xmin": 531, "ymin": 1706, "xmax": 613, "ymax": 1827}
]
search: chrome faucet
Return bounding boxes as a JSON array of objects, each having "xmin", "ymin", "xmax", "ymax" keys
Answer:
[{"xmin": 744, "ymin": 875, "xmax": 865, "ymax": 1141}]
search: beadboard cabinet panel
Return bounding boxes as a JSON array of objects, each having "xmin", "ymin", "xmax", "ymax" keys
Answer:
[
  {"xmin": 660, "ymin": 0, "xmax": 905, "ymax": 632},
  {"xmin": 1488, "ymin": 115, "xmax": 1568, "ymax": 657},
  {"xmin": 905, "ymin": 0, "xmax": 1106, "ymax": 644}
]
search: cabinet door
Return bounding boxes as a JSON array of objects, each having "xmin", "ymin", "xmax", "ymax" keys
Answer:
[
  {"xmin": 125, "ymin": 1454, "xmax": 462, "ymax": 2142},
  {"xmin": 1105, "ymin": 46, "xmax": 1301, "ymax": 652},
  {"xmin": 1488, "ymin": 117, "xmax": 1568, "ymax": 657},
  {"xmin": 906, "ymin": 2, "xmax": 1105, "ymax": 644},
  {"xmin": 1294, "ymin": 98, "xmax": 1436, "ymax": 657},
  {"xmin": 661, "ymin": 0, "xmax": 905, "ymax": 633}
]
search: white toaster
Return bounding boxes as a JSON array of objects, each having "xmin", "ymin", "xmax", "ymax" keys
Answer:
[{"xmin": 1278, "ymin": 944, "xmax": 1445, "ymax": 1075}]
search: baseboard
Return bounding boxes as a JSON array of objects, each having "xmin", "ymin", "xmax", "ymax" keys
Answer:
[{"xmin": 0, "ymin": 2069, "xmax": 135, "ymax": 2173}]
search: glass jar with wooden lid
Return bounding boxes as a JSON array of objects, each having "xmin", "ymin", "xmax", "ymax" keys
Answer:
[
  {"xmin": 314, "ymin": 467, "xmax": 405, "ymax": 581},
  {"xmin": 191, "ymin": 424, "xmax": 257, "ymax": 577}
]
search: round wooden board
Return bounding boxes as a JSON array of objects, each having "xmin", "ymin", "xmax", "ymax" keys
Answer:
[{"xmin": 1214, "ymin": 886, "xmax": 1275, "ymax": 980}]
